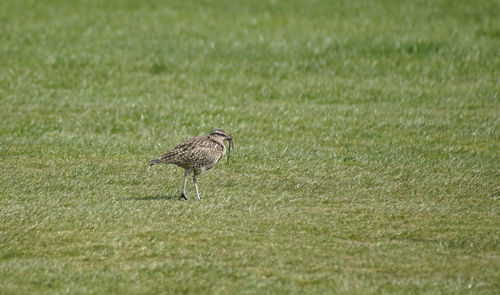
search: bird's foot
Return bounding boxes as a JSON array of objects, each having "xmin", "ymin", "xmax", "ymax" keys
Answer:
[{"xmin": 179, "ymin": 193, "xmax": 188, "ymax": 200}]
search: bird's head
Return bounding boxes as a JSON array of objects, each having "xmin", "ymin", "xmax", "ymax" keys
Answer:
[{"xmin": 209, "ymin": 129, "xmax": 234, "ymax": 162}]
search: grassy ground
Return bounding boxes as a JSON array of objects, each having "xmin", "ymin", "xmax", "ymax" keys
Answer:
[{"xmin": 1, "ymin": 0, "xmax": 499, "ymax": 293}]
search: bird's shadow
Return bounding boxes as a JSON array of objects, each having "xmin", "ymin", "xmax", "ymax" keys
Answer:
[{"xmin": 128, "ymin": 194, "xmax": 178, "ymax": 201}]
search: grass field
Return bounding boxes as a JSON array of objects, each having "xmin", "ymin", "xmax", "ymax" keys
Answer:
[{"xmin": 1, "ymin": 0, "xmax": 499, "ymax": 293}]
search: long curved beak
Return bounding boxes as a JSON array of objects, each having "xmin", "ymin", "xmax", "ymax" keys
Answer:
[{"xmin": 227, "ymin": 137, "xmax": 234, "ymax": 162}]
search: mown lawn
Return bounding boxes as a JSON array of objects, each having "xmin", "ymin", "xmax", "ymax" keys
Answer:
[{"xmin": 1, "ymin": 0, "xmax": 499, "ymax": 294}]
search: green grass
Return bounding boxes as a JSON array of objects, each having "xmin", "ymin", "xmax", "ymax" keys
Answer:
[{"xmin": 1, "ymin": 0, "xmax": 499, "ymax": 293}]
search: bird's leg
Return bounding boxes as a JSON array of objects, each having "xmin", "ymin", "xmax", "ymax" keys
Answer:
[
  {"xmin": 179, "ymin": 169, "xmax": 190, "ymax": 200},
  {"xmin": 193, "ymin": 174, "xmax": 201, "ymax": 200}
]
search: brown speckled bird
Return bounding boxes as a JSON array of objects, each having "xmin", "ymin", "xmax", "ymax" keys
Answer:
[{"xmin": 149, "ymin": 129, "xmax": 234, "ymax": 200}]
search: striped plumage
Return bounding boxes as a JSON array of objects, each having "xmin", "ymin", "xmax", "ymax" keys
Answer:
[{"xmin": 150, "ymin": 129, "xmax": 234, "ymax": 200}]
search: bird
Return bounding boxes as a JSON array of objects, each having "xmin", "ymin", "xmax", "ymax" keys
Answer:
[{"xmin": 149, "ymin": 129, "xmax": 234, "ymax": 200}]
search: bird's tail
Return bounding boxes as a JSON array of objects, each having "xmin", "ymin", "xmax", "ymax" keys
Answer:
[
  {"xmin": 150, "ymin": 151, "xmax": 178, "ymax": 166},
  {"xmin": 149, "ymin": 158, "xmax": 162, "ymax": 166}
]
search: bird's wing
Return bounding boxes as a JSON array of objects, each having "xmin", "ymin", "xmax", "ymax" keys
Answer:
[
  {"xmin": 160, "ymin": 136, "xmax": 224, "ymax": 165},
  {"xmin": 189, "ymin": 139, "xmax": 225, "ymax": 164}
]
